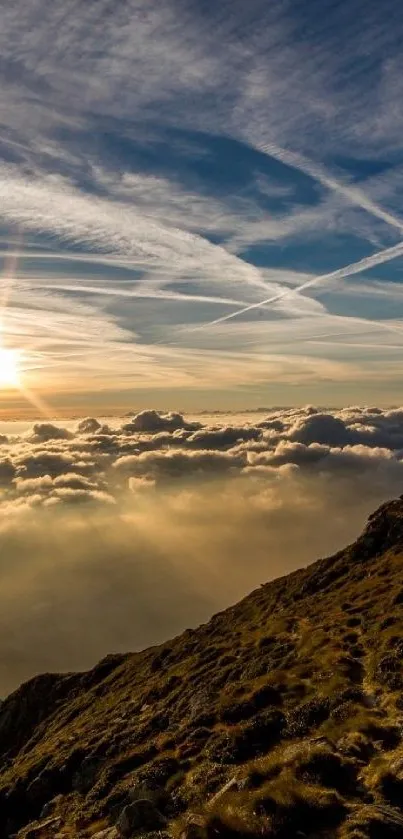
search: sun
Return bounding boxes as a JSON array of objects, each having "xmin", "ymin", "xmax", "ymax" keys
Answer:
[{"xmin": 0, "ymin": 348, "xmax": 20, "ymax": 388}]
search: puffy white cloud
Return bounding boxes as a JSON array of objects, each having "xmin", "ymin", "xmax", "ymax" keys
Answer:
[
  {"xmin": 114, "ymin": 447, "xmax": 246, "ymax": 481},
  {"xmin": 14, "ymin": 450, "xmax": 95, "ymax": 480},
  {"xmin": 122, "ymin": 410, "xmax": 200, "ymax": 434},
  {"xmin": 185, "ymin": 425, "xmax": 261, "ymax": 449},
  {"xmin": 3, "ymin": 405, "xmax": 403, "ymax": 495},
  {"xmin": 0, "ymin": 458, "xmax": 16, "ymax": 485},
  {"xmin": 288, "ymin": 413, "xmax": 354, "ymax": 446},
  {"xmin": 77, "ymin": 418, "xmax": 102, "ymax": 435},
  {"xmin": 28, "ymin": 423, "xmax": 74, "ymax": 443}
]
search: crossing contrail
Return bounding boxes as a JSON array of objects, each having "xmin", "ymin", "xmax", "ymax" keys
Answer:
[
  {"xmin": 186, "ymin": 238, "xmax": 403, "ymax": 332},
  {"xmin": 255, "ymin": 142, "xmax": 403, "ymax": 235}
]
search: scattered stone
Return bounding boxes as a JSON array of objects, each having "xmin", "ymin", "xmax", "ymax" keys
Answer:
[
  {"xmin": 92, "ymin": 829, "xmax": 119, "ymax": 839},
  {"xmin": 208, "ymin": 776, "xmax": 238, "ymax": 805},
  {"xmin": 127, "ymin": 783, "xmax": 164, "ymax": 806},
  {"xmin": 116, "ymin": 798, "xmax": 167, "ymax": 837},
  {"xmin": 73, "ymin": 756, "xmax": 103, "ymax": 793},
  {"xmin": 26, "ymin": 769, "xmax": 59, "ymax": 808},
  {"xmin": 40, "ymin": 794, "xmax": 63, "ymax": 819},
  {"xmin": 180, "ymin": 822, "xmax": 207, "ymax": 839},
  {"xmin": 25, "ymin": 817, "xmax": 61, "ymax": 839}
]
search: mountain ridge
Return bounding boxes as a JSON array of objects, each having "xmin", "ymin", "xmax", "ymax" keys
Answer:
[{"xmin": 3, "ymin": 497, "xmax": 403, "ymax": 837}]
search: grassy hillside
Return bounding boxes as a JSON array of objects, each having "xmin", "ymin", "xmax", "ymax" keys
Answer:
[{"xmin": 3, "ymin": 498, "xmax": 403, "ymax": 838}]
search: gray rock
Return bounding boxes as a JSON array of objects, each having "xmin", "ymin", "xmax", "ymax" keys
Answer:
[
  {"xmin": 25, "ymin": 817, "xmax": 61, "ymax": 839},
  {"xmin": 180, "ymin": 823, "xmax": 207, "ymax": 839},
  {"xmin": 73, "ymin": 756, "xmax": 102, "ymax": 793},
  {"xmin": 26, "ymin": 770, "xmax": 57, "ymax": 807},
  {"xmin": 116, "ymin": 798, "xmax": 167, "ymax": 837},
  {"xmin": 208, "ymin": 776, "xmax": 238, "ymax": 805},
  {"xmin": 128, "ymin": 784, "xmax": 164, "ymax": 806},
  {"xmin": 40, "ymin": 794, "xmax": 63, "ymax": 819}
]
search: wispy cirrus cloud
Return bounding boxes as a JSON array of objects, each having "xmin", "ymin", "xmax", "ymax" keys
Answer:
[
  {"xmin": 1, "ymin": 0, "xmax": 403, "ymax": 408},
  {"xmin": 187, "ymin": 239, "xmax": 403, "ymax": 331}
]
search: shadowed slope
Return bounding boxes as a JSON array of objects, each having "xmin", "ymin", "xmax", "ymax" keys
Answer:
[{"xmin": 3, "ymin": 498, "xmax": 403, "ymax": 837}]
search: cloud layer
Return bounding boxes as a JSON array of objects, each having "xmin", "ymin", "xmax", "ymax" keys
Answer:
[{"xmin": 0, "ymin": 406, "xmax": 403, "ymax": 695}]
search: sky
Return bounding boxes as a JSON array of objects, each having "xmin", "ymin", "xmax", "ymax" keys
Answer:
[{"xmin": 1, "ymin": 0, "xmax": 403, "ymax": 414}]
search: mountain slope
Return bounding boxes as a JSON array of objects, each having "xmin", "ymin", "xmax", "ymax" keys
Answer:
[{"xmin": 3, "ymin": 498, "xmax": 403, "ymax": 837}]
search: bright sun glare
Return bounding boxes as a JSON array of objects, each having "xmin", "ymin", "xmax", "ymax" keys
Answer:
[{"xmin": 0, "ymin": 348, "xmax": 20, "ymax": 388}]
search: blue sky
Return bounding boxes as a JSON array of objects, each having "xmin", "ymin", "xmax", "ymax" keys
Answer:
[{"xmin": 1, "ymin": 0, "xmax": 403, "ymax": 413}]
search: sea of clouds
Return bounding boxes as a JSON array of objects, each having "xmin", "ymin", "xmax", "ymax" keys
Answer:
[{"xmin": 1, "ymin": 405, "xmax": 403, "ymax": 695}]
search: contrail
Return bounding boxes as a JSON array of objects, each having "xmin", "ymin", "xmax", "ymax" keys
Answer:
[
  {"xmin": 187, "ymin": 239, "xmax": 403, "ymax": 332},
  {"xmin": 256, "ymin": 142, "xmax": 403, "ymax": 235}
]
